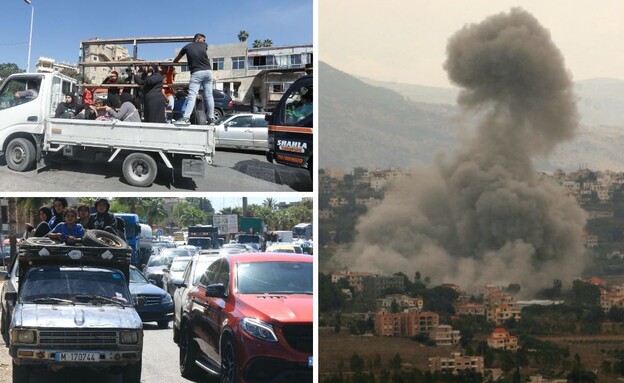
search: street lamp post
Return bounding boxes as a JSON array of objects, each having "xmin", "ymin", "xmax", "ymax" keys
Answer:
[{"xmin": 24, "ymin": 0, "xmax": 34, "ymax": 73}]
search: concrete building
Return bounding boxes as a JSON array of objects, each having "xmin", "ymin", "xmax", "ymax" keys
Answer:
[
  {"xmin": 377, "ymin": 294, "xmax": 423, "ymax": 313},
  {"xmin": 455, "ymin": 302, "xmax": 486, "ymax": 316},
  {"xmin": 36, "ymin": 57, "xmax": 78, "ymax": 75},
  {"xmin": 375, "ymin": 312, "xmax": 402, "ymax": 337},
  {"xmin": 375, "ymin": 311, "xmax": 439, "ymax": 337},
  {"xmin": 429, "ymin": 353, "xmax": 484, "ymax": 374},
  {"xmin": 487, "ymin": 328, "xmax": 518, "ymax": 350},
  {"xmin": 486, "ymin": 303, "xmax": 521, "ymax": 326},
  {"xmin": 429, "ymin": 325, "xmax": 461, "ymax": 346},
  {"xmin": 362, "ymin": 274, "xmax": 405, "ymax": 300},
  {"xmin": 330, "ymin": 270, "xmax": 374, "ymax": 293}
]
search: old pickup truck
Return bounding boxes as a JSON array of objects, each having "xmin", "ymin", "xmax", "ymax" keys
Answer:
[
  {"xmin": 3, "ymin": 232, "xmax": 144, "ymax": 382},
  {"xmin": 0, "ymin": 71, "xmax": 215, "ymax": 187}
]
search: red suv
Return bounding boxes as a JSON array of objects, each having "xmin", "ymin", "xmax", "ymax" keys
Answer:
[{"xmin": 178, "ymin": 253, "xmax": 313, "ymax": 382}]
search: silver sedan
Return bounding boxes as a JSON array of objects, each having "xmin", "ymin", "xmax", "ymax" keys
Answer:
[{"xmin": 214, "ymin": 113, "xmax": 268, "ymax": 150}]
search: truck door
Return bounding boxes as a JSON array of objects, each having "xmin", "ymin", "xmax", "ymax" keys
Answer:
[{"xmin": 0, "ymin": 75, "xmax": 45, "ymax": 130}]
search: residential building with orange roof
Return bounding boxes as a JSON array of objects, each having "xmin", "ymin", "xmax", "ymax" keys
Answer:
[{"xmin": 487, "ymin": 328, "xmax": 518, "ymax": 350}]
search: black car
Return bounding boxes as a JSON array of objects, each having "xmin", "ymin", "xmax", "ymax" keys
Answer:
[{"xmin": 189, "ymin": 89, "xmax": 234, "ymax": 123}]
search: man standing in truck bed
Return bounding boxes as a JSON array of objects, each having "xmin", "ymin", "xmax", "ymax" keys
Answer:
[{"xmin": 173, "ymin": 33, "xmax": 214, "ymax": 125}]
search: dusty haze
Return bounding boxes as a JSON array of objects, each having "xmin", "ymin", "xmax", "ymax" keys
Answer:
[{"xmin": 338, "ymin": 8, "xmax": 588, "ymax": 295}]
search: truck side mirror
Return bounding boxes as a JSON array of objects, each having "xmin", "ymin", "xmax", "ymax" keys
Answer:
[{"xmin": 265, "ymin": 113, "xmax": 272, "ymax": 122}]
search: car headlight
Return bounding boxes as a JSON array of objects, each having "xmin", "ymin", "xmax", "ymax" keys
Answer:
[
  {"xmin": 120, "ymin": 331, "xmax": 140, "ymax": 344},
  {"xmin": 240, "ymin": 318, "xmax": 278, "ymax": 342},
  {"xmin": 12, "ymin": 329, "xmax": 37, "ymax": 344},
  {"xmin": 162, "ymin": 293, "xmax": 172, "ymax": 303}
]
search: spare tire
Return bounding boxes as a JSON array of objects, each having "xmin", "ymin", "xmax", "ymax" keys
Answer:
[
  {"xmin": 83, "ymin": 230, "xmax": 128, "ymax": 248},
  {"xmin": 21, "ymin": 237, "xmax": 64, "ymax": 247}
]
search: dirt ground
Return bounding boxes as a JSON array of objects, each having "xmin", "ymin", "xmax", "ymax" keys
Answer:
[{"xmin": 0, "ymin": 336, "xmax": 11, "ymax": 383}]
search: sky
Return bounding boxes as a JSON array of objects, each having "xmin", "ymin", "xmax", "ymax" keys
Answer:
[
  {"xmin": 0, "ymin": 0, "xmax": 313, "ymax": 70},
  {"xmin": 319, "ymin": 0, "xmax": 624, "ymax": 88}
]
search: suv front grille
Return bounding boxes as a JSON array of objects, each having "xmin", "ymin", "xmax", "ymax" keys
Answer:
[
  {"xmin": 39, "ymin": 330, "xmax": 118, "ymax": 348},
  {"xmin": 282, "ymin": 325, "xmax": 312, "ymax": 353},
  {"xmin": 137, "ymin": 294, "xmax": 161, "ymax": 305}
]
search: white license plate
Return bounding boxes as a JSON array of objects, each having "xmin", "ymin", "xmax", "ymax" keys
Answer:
[
  {"xmin": 308, "ymin": 356, "xmax": 313, "ymax": 367},
  {"xmin": 55, "ymin": 352, "xmax": 100, "ymax": 362}
]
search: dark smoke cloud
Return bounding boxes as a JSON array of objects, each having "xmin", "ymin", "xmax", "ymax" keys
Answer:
[{"xmin": 340, "ymin": 8, "xmax": 587, "ymax": 295}]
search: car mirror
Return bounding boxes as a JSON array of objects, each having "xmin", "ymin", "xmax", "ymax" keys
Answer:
[
  {"xmin": 172, "ymin": 278, "xmax": 186, "ymax": 288},
  {"xmin": 5, "ymin": 291, "xmax": 17, "ymax": 302},
  {"xmin": 205, "ymin": 283, "xmax": 226, "ymax": 298}
]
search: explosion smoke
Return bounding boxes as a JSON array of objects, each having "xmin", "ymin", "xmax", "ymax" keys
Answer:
[{"xmin": 340, "ymin": 8, "xmax": 587, "ymax": 295}]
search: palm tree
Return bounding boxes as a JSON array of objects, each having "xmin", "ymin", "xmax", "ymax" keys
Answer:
[
  {"xmin": 252, "ymin": 39, "xmax": 263, "ymax": 48},
  {"xmin": 137, "ymin": 198, "xmax": 168, "ymax": 227},
  {"xmin": 263, "ymin": 198, "xmax": 276, "ymax": 211},
  {"xmin": 238, "ymin": 30, "xmax": 249, "ymax": 42},
  {"xmin": 17, "ymin": 198, "xmax": 51, "ymax": 225},
  {"xmin": 178, "ymin": 207, "xmax": 206, "ymax": 227},
  {"xmin": 262, "ymin": 39, "xmax": 273, "ymax": 47}
]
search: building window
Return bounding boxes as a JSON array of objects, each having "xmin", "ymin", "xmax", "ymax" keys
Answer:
[
  {"xmin": 212, "ymin": 57, "xmax": 224, "ymax": 71},
  {"xmin": 272, "ymin": 83, "xmax": 284, "ymax": 93},
  {"xmin": 232, "ymin": 56, "xmax": 245, "ymax": 70},
  {"xmin": 290, "ymin": 54, "xmax": 301, "ymax": 66},
  {"xmin": 179, "ymin": 65, "xmax": 189, "ymax": 73}
]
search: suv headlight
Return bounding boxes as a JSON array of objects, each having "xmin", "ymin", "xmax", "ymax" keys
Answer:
[
  {"xmin": 240, "ymin": 318, "xmax": 278, "ymax": 342},
  {"xmin": 120, "ymin": 331, "xmax": 140, "ymax": 344},
  {"xmin": 12, "ymin": 329, "xmax": 37, "ymax": 344}
]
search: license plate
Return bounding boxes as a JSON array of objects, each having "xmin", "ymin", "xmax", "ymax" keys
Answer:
[
  {"xmin": 308, "ymin": 356, "xmax": 313, "ymax": 367},
  {"xmin": 55, "ymin": 352, "xmax": 100, "ymax": 362}
]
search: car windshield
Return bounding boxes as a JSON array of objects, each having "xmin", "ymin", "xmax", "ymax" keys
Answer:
[
  {"xmin": 129, "ymin": 268, "xmax": 149, "ymax": 284},
  {"xmin": 171, "ymin": 258, "xmax": 191, "ymax": 272},
  {"xmin": 236, "ymin": 261, "xmax": 312, "ymax": 294},
  {"xmin": 21, "ymin": 266, "xmax": 131, "ymax": 305}
]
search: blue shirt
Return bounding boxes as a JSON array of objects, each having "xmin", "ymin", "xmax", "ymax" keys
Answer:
[{"xmin": 51, "ymin": 223, "xmax": 85, "ymax": 238}]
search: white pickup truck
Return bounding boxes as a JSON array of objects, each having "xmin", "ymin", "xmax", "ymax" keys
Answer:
[{"xmin": 0, "ymin": 72, "xmax": 215, "ymax": 187}]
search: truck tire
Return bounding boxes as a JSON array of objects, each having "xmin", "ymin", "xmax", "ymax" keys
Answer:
[
  {"xmin": 6, "ymin": 138, "xmax": 36, "ymax": 172},
  {"xmin": 121, "ymin": 360, "xmax": 142, "ymax": 383},
  {"xmin": 22, "ymin": 237, "xmax": 63, "ymax": 247},
  {"xmin": 12, "ymin": 361, "xmax": 30, "ymax": 383},
  {"xmin": 122, "ymin": 153, "xmax": 158, "ymax": 187},
  {"xmin": 179, "ymin": 326, "xmax": 202, "ymax": 379},
  {"xmin": 83, "ymin": 229, "xmax": 127, "ymax": 248}
]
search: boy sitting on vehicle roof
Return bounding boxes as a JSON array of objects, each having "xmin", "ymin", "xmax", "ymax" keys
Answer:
[{"xmin": 48, "ymin": 207, "xmax": 85, "ymax": 245}]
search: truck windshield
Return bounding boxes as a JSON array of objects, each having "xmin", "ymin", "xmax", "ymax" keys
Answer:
[{"xmin": 20, "ymin": 266, "xmax": 131, "ymax": 305}]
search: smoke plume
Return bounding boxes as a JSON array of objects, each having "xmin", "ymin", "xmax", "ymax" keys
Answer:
[{"xmin": 340, "ymin": 8, "xmax": 587, "ymax": 295}]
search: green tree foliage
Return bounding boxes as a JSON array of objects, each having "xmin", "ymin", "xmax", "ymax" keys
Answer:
[
  {"xmin": 0, "ymin": 63, "xmax": 23, "ymax": 82},
  {"xmin": 319, "ymin": 273, "xmax": 346, "ymax": 312},
  {"xmin": 571, "ymin": 280, "xmax": 601, "ymax": 306},
  {"xmin": 350, "ymin": 352, "xmax": 365, "ymax": 373},
  {"xmin": 389, "ymin": 353, "xmax": 402, "ymax": 370},
  {"xmin": 237, "ymin": 30, "xmax": 249, "ymax": 42},
  {"xmin": 423, "ymin": 286, "xmax": 459, "ymax": 316}
]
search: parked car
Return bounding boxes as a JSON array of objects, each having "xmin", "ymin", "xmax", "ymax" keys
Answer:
[
  {"xmin": 214, "ymin": 113, "xmax": 268, "ymax": 151},
  {"xmin": 162, "ymin": 255, "xmax": 192, "ymax": 297},
  {"xmin": 129, "ymin": 265, "xmax": 173, "ymax": 329},
  {"xmin": 178, "ymin": 253, "xmax": 313, "ymax": 382},
  {"xmin": 183, "ymin": 89, "xmax": 234, "ymax": 123},
  {"xmin": 171, "ymin": 253, "xmax": 223, "ymax": 344}
]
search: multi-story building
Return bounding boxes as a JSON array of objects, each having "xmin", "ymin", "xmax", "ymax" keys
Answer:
[
  {"xmin": 429, "ymin": 353, "xmax": 484, "ymax": 374},
  {"xmin": 487, "ymin": 328, "xmax": 518, "ymax": 350},
  {"xmin": 486, "ymin": 303, "xmax": 521, "ymax": 325},
  {"xmin": 429, "ymin": 325, "xmax": 461, "ymax": 346},
  {"xmin": 455, "ymin": 302, "xmax": 486, "ymax": 316},
  {"xmin": 36, "ymin": 57, "xmax": 78, "ymax": 75},
  {"xmin": 330, "ymin": 270, "xmax": 374, "ymax": 293},
  {"xmin": 377, "ymin": 294, "xmax": 423, "ymax": 313},
  {"xmin": 362, "ymin": 274, "xmax": 405, "ymax": 300},
  {"xmin": 375, "ymin": 311, "xmax": 439, "ymax": 337}
]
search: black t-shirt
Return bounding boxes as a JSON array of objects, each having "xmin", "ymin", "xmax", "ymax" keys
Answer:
[{"xmin": 180, "ymin": 42, "xmax": 211, "ymax": 73}]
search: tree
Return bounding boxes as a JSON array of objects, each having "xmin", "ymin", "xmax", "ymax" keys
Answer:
[
  {"xmin": 388, "ymin": 353, "xmax": 402, "ymax": 370},
  {"xmin": 237, "ymin": 30, "xmax": 249, "ymax": 42},
  {"xmin": 263, "ymin": 197, "xmax": 277, "ymax": 211},
  {"xmin": 262, "ymin": 39, "xmax": 273, "ymax": 47},
  {"xmin": 390, "ymin": 299, "xmax": 399, "ymax": 313},
  {"xmin": 350, "ymin": 353, "xmax": 365, "ymax": 373},
  {"xmin": 252, "ymin": 39, "xmax": 263, "ymax": 48},
  {"xmin": 0, "ymin": 63, "xmax": 23, "ymax": 82}
]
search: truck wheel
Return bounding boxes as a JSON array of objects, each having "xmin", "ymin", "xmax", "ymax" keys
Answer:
[
  {"xmin": 121, "ymin": 360, "xmax": 142, "ymax": 383},
  {"xmin": 83, "ymin": 229, "xmax": 127, "ymax": 248},
  {"xmin": 12, "ymin": 361, "xmax": 30, "ymax": 383},
  {"xmin": 122, "ymin": 153, "xmax": 158, "ymax": 187},
  {"xmin": 307, "ymin": 156, "xmax": 313, "ymax": 180},
  {"xmin": 179, "ymin": 327, "xmax": 202, "ymax": 379},
  {"xmin": 23, "ymin": 237, "xmax": 63, "ymax": 247},
  {"xmin": 6, "ymin": 138, "xmax": 36, "ymax": 172}
]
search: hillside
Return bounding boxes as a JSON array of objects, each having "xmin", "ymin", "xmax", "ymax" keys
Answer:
[{"xmin": 319, "ymin": 61, "xmax": 624, "ymax": 171}]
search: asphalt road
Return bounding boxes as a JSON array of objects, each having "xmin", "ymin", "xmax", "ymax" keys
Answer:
[
  {"xmin": 0, "ymin": 148, "xmax": 312, "ymax": 192},
  {"xmin": 0, "ymin": 322, "xmax": 213, "ymax": 383}
]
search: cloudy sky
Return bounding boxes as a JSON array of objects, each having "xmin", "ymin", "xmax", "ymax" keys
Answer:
[{"xmin": 319, "ymin": 0, "xmax": 624, "ymax": 87}]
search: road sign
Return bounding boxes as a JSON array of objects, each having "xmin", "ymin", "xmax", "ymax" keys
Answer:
[
  {"xmin": 213, "ymin": 214, "xmax": 238, "ymax": 234},
  {"xmin": 156, "ymin": 229, "xmax": 163, "ymax": 237}
]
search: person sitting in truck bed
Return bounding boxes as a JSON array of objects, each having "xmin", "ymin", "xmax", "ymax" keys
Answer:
[
  {"xmin": 48, "ymin": 207, "xmax": 85, "ymax": 245},
  {"xmin": 25, "ymin": 205, "xmax": 53, "ymax": 238},
  {"xmin": 55, "ymin": 93, "xmax": 85, "ymax": 119},
  {"xmin": 104, "ymin": 92, "xmax": 141, "ymax": 122}
]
